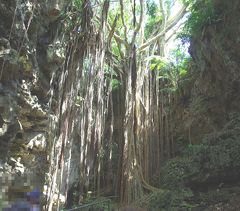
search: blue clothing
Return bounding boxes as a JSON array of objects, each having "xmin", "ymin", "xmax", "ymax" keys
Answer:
[
  {"xmin": 3, "ymin": 201, "xmax": 31, "ymax": 210},
  {"xmin": 3, "ymin": 201, "xmax": 40, "ymax": 211}
]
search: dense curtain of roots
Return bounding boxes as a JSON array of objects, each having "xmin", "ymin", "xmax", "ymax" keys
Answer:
[
  {"xmin": 45, "ymin": 0, "xmax": 175, "ymax": 209},
  {"xmin": 45, "ymin": 1, "xmax": 111, "ymax": 209}
]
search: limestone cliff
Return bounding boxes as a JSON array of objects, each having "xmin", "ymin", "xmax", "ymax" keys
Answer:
[
  {"xmin": 159, "ymin": 0, "xmax": 240, "ymax": 210},
  {"xmin": 172, "ymin": 0, "xmax": 240, "ymax": 146},
  {"xmin": 0, "ymin": 0, "xmax": 68, "ymax": 208}
]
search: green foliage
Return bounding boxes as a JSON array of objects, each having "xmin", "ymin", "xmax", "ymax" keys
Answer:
[
  {"xmin": 59, "ymin": 0, "xmax": 83, "ymax": 34},
  {"xmin": 196, "ymin": 186, "xmax": 240, "ymax": 206},
  {"xmin": 201, "ymin": 190, "xmax": 230, "ymax": 205},
  {"xmin": 161, "ymin": 113, "xmax": 240, "ymax": 190},
  {"xmin": 179, "ymin": 0, "xmax": 218, "ymax": 42},
  {"xmin": 63, "ymin": 196, "xmax": 112, "ymax": 211},
  {"xmin": 73, "ymin": 0, "xmax": 83, "ymax": 10},
  {"xmin": 150, "ymin": 45, "xmax": 191, "ymax": 93},
  {"xmin": 108, "ymin": 1, "xmax": 136, "ymax": 43},
  {"xmin": 148, "ymin": 188, "xmax": 194, "ymax": 211},
  {"xmin": 4, "ymin": 48, "xmax": 18, "ymax": 64},
  {"xmin": 82, "ymin": 197, "xmax": 112, "ymax": 211},
  {"xmin": 146, "ymin": 0, "xmax": 157, "ymax": 16},
  {"xmin": 172, "ymin": 136, "xmax": 240, "ymax": 185},
  {"xmin": 19, "ymin": 56, "xmax": 32, "ymax": 72},
  {"xmin": 151, "ymin": 114, "xmax": 240, "ymax": 210},
  {"xmin": 75, "ymin": 95, "xmax": 84, "ymax": 107},
  {"xmin": 145, "ymin": 1, "xmax": 162, "ymax": 38},
  {"xmin": 104, "ymin": 65, "xmax": 122, "ymax": 91},
  {"xmin": 110, "ymin": 78, "xmax": 121, "ymax": 90},
  {"xmin": 145, "ymin": 16, "xmax": 162, "ymax": 38},
  {"xmin": 161, "ymin": 156, "xmax": 199, "ymax": 188},
  {"xmin": 111, "ymin": 40, "xmax": 121, "ymax": 59},
  {"xmin": 149, "ymin": 56, "xmax": 166, "ymax": 71}
]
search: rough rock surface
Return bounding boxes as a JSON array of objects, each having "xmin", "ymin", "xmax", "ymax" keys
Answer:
[
  {"xmin": 165, "ymin": 0, "xmax": 240, "ymax": 210},
  {"xmin": 0, "ymin": 0, "xmax": 68, "ymax": 208},
  {"xmin": 173, "ymin": 0, "xmax": 240, "ymax": 146}
]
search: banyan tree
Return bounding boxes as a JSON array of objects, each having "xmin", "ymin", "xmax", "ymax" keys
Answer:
[{"xmin": 45, "ymin": 0, "xmax": 187, "ymax": 209}]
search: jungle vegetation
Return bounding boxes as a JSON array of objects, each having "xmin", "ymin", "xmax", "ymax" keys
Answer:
[{"xmin": 44, "ymin": 0, "xmax": 238, "ymax": 210}]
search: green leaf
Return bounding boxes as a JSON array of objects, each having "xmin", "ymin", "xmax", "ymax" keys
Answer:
[{"xmin": 179, "ymin": 69, "xmax": 187, "ymax": 78}]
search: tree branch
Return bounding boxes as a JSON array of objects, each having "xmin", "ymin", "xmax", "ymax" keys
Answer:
[
  {"xmin": 107, "ymin": 14, "xmax": 119, "ymax": 46},
  {"xmin": 120, "ymin": 0, "xmax": 128, "ymax": 43},
  {"xmin": 138, "ymin": 5, "xmax": 186, "ymax": 52},
  {"xmin": 107, "ymin": 22, "xmax": 129, "ymax": 48},
  {"xmin": 131, "ymin": 0, "xmax": 143, "ymax": 47}
]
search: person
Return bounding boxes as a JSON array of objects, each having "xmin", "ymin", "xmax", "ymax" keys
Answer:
[
  {"xmin": 3, "ymin": 188, "xmax": 41, "ymax": 211},
  {"xmin": 3, "ymin": 200, "xmax": 31, "ymax": 210},
  {"xmin": 27, "ymin": 189, "xmax": 41, "ymax": 211}
]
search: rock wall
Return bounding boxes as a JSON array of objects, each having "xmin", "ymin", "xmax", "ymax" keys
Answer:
[
  {"xmin": 0, "ymin": 0, "xmax": 68, "ymax": 208},
  {"xmin": 159, "ymin": 0, "xmax": 240, "ymax": 210},
  {"xmin": 173, "ymin": 0, "xmax": 240, "ymax": 145}
]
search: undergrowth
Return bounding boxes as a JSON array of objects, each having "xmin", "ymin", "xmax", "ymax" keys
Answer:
[
  {"xmin": 179, "ymin": 0, "xmax": 219, "ymax": 42},
  {"xmin": 147, "ymin": 113, "xmax": 240, "ymax": 210}
]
